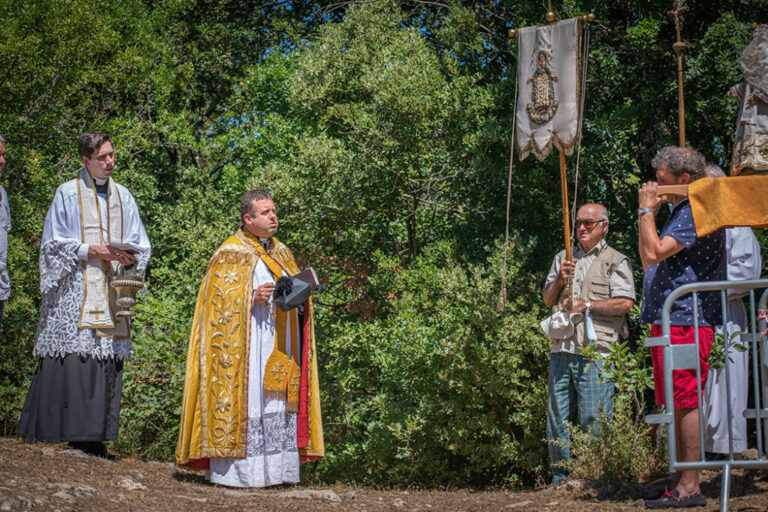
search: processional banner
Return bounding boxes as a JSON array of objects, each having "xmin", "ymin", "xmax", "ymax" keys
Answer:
[{"xmin": 516, "ymin": 17, "xmax": 582, "ymax": 161}]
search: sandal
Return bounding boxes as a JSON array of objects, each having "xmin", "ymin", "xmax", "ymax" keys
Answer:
[{"xmin": 645, "ymin": 488, "xmax": 706, "ymax": 508}]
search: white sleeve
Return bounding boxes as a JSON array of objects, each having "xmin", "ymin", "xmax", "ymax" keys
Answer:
[
  {"xmin": 39, "ymin": 185, "xmax": 83, "ymax": 294},
  {"xmin": 726, "ymin": 227, "xmax": 763, "ymax": 299},
  {"xmin": 543, "ymin": 252, "xmax": 562, "ymax": 290},
  {"xmin": 119, "ymin": 187, "xmax": 151, "ymax": 272},
  {"xmin": 41, "ymin": 185, "xmax": 81, "ymax": 247},
  {"xmin": 0, "ymin": 228, "xmax": 7, "ymax": 274},
  {"xmin": 77, "ymin": 244, "xmax": 90, "ymax": 261}
]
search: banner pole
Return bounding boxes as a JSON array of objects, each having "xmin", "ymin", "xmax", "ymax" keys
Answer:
[
  {"xmin": 668, "ymin": 0, "xmax": 689, "ymax": 147},
  {"xmin": 559, "ymin": 149, "xmax": 571, "ymax": 262}
]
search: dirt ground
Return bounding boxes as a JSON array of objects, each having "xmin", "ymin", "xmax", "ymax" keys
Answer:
[{"xmin": 1, "ymin": 438, "xmax": 768, "ymax": 511}]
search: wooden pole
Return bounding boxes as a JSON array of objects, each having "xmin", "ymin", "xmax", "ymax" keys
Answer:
[
  {"xmin": 669, "ymin": 0, "xmax": 689, "ymax": 147},
  {"xmin": 676, "ymin": 51, "xmax": 685, "ymax": 147},
  {"xmin": 657, "ymin": 184, "xmax": 689, "ymax": 197},
  {"xmin": 559, "ymin": 149, "xmax": 571, "ymax": 261}
]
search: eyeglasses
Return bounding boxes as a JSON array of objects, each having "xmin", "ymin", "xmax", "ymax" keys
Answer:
[{"xmin": 575, "ymin": 219, "xmax": 606, "ymax": 229}]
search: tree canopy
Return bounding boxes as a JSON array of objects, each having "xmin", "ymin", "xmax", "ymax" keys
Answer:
[{"xmin": 0, "ymin": 0, "xmax": 766, "ymax": 486}]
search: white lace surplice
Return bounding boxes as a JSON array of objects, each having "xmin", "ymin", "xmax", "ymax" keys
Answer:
[
  {"xmin": 209, "ymin": 258, "xmax": 300, "ymax": 487},
  {"xmin": 34, "ymin": 179, "xmax": 151, "ymax": 360}
]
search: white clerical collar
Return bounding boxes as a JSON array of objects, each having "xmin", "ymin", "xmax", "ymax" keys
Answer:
[
  {"xmin": 259, "ymin": 237, "xmax": 270, "ymax": 251},
  {"xmin": 92, "ymin": 176, "xmax": 108, "ymax": 186}
]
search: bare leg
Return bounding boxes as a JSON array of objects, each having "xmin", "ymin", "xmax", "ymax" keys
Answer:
[{"xmin": 673, "ymin": 407, "xmax": 701, "ymax": 496}]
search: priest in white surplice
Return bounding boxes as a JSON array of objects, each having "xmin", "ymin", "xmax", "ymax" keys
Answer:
[
  {"xmin": 18, "ymin": 131, "xmax": 151, "ymax": 458},
  {"xmin": 702, "ymin": 165, "xmax": 762, "ymax": 457}
]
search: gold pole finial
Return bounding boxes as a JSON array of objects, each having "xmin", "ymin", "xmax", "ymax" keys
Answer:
[
  {"xmin": 668, "ymin": 0, "xmax": 689, "ymax": 147},
  {"xmin": 545, "ymin": 0, "xmax": 556, "ymax": 23}
]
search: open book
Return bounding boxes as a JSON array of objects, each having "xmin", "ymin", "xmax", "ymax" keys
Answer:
[{"xmin": 292, "ymin": 267, "xmax": 319, "ymax": 288}]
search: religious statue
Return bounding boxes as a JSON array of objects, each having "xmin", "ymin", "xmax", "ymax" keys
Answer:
[
  {"xmin": 527, "ymin": 50, "xmax": 559, "ymax": 124},
  {"xmin": 730, "ymin": 24, "xmax": 768, "ymax": 176}
]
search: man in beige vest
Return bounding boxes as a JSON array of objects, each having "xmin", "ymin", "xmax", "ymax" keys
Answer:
[{"xmin": 541, "ymin": 203, "xmax": 635, "ymax": 484}]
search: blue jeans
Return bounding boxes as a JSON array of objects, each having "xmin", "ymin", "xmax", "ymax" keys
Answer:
[{"xmin": 546, "ymin": 351, "xmax": 614, "ymax": 483}]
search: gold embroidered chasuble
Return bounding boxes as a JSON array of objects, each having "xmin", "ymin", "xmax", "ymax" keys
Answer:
[{"xmin": 176, "ymin": 230, "xmax": 324, "ymax": 467}]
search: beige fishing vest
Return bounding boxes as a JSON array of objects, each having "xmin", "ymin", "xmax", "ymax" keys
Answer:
[{"xmin": 555, "ymin": 244, "xmax": 630, "ymax": 352}]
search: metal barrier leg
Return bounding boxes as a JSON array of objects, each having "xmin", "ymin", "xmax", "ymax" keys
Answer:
[
  {"xmin": 644, "ymin": 281, "xmax": 768, "ymax": 510},
  {"xmin": 719, "ymin": 463, "xmax": 731, "ymax": 512}
]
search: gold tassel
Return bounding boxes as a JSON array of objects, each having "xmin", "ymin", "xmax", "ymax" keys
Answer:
[{"xmin": 496, "ymin": 288, "xmax": 507, "ymax": 312}]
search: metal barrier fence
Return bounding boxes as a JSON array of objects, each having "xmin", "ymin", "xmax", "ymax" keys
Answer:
[{"xmin": 644, "ymin": 279, "xmax": 768, "ymax": 512}]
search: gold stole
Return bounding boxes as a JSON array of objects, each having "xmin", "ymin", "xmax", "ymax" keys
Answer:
[
  {"xmin": 237, "ymin": 230, "xmax": 301, "ymax": 412},
  {"xmin": 76, "ymin": 168, "xmax": 129, "ymax": 338}
]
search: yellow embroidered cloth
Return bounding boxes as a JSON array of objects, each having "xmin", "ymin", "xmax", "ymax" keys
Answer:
[
  {"xmin": 689, "ymin": 175, "xmax": 768, "ymax": 237},
  {"xmin": 175, "ymin": 230, "xmax": 324, "ymax": 467}
]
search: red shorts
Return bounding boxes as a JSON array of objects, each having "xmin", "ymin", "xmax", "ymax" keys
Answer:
[{"xmin": 651, "ymin": 324, "xmax": 714, "ymax": 409}]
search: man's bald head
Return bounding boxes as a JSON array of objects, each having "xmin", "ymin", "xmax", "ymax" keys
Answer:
[{"xmin": 578, "ymin": 203, "xmax": 608, "ymax": 222}]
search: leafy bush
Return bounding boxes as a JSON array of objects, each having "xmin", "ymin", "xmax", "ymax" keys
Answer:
[
  {"xmin": 311, "ymin": 237, "xmax": 551, "ymax": 486},
  {"xmin": 566, "ymin": 339, "xmax": 666, "ymax": 483},
  {"xmin": 114, "ymin": 294, "xmax": 191, "ymax": 460},
  {"xmin": 565, "ymin": 394, "xmax": 667, "ymax": 484}
]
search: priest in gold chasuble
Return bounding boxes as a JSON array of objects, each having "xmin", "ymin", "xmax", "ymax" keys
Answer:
[{"xmin": 176, "ymin": 189, "xmax": 324, "ymax": 487}]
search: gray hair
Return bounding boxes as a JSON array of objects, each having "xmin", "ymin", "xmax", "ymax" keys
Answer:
[
  {"xmin": 596, "ymin": 204, "xmax": 608, "ymax": 221},
  {"xmin": 704, "ymin": 164, "xmax": 726, "ymax": 178},
  {"xmin": 0, "ymin": 133, "xmax": 5, "ymax": 144},
  {"xmin": 651, "ymin": 146, "xmax": 706, "ymax": 182}
]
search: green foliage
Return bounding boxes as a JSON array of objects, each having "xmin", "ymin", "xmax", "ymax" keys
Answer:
[
  {"xmin": 582, "ymin": 341, "xmax": 653, "ymax": 396},
  {"xmin": 283, "ymin": 2, "xmax": 493, "ymax": 263},
  {"xmin": 313, "ymin": 237, "xmax": 550, "ymax": 486},
  {"xmin": 565, "ymin": 395, "xmax": 667, "ymax": 483},
  {"xmin": 114, "ymin": 293, "xmax": 191, "ymax": 460},
  {"xmin": 708, "ymin": 330, "xmax": 748, "ymax": 371},
  {"xmin": 569, "ymin": 340, "xmax": 664, "ymax": 483}
]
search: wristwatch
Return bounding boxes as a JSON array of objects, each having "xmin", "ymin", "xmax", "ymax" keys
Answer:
[
  {"xmin": 585, "ymin": 301, "xmax": 592, "ymax": 312},
  {"xmin": 637, "ymin": 207, "xmax": 653, "ymax": 216}
]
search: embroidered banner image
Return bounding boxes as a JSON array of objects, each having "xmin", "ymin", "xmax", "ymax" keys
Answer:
[{"xmin": 516, "ymin": 17, "xmax": 582, "ymax": 161}]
